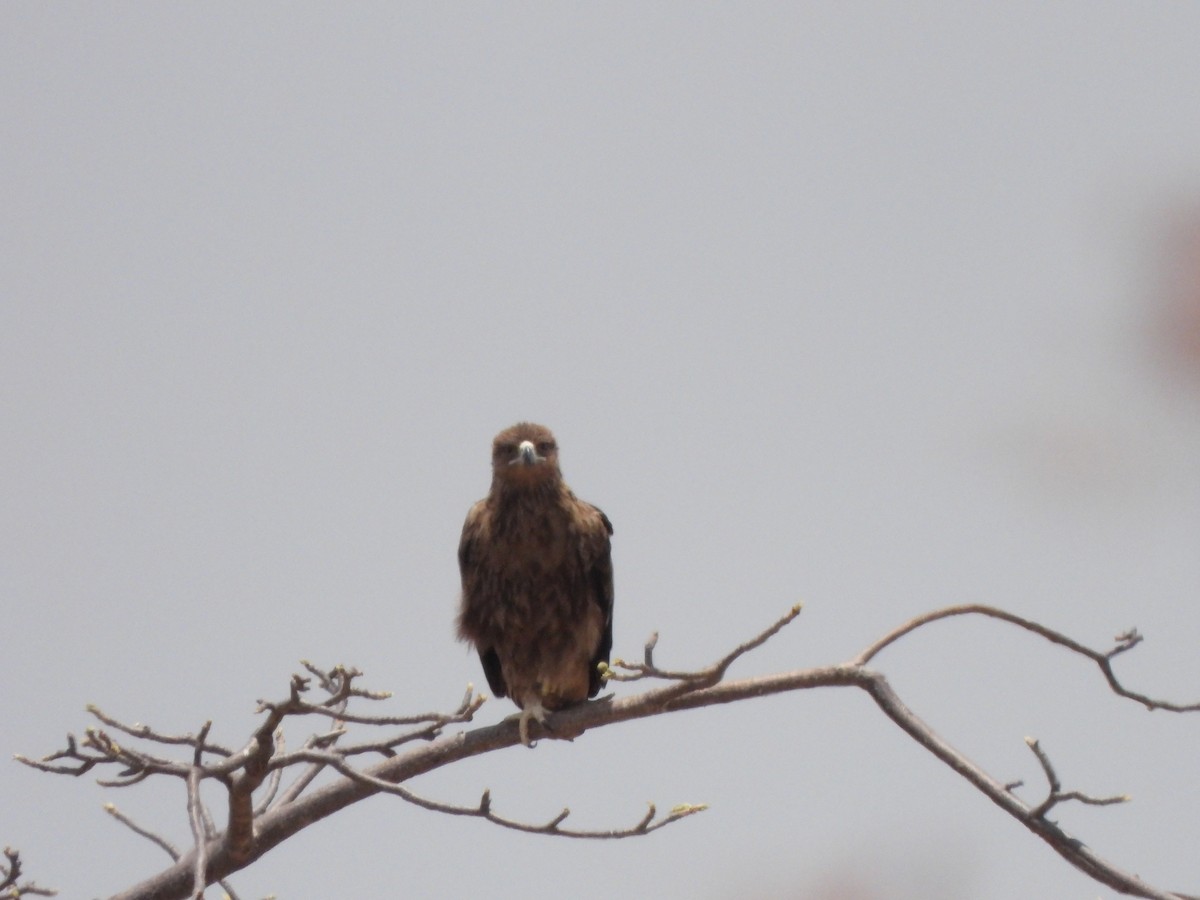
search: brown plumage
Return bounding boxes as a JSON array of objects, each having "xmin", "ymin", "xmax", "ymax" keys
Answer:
[{"xmin": 457, "ymin": 422, "xmax": 613, "ymax": 745}]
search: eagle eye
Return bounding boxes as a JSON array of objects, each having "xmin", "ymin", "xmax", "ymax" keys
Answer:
[{"xmin": 537, "ymin": 441, "xmax": 556, "ymax": 454}]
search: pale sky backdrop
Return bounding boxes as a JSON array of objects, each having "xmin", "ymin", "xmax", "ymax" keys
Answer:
[{"xmin": 3, "ymin": 5, "xmax": 1200, "ymax": 899}]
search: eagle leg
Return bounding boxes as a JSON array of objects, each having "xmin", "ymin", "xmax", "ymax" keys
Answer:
[{"xmin": 515, "ymin": 700, "xmax": 550, "ymax": 748}]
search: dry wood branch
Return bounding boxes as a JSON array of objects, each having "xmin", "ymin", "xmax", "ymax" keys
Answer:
[
  {"xmin": 853, "ymin": 604, "xmax": 1200, "ymax": 713},
  {"xmin": 105, "ymin": 805, "xmax": 182, "ymax": 860},
  {"xmin": 252, "ymin": 733, "xmax": 285, "ymax": 816},
  {"xmin": 858, "ymin": 673, "xmax": 1188, "ymax": 900},
  {"xmin": 86, "ymin": 708, "xmax": 233, "ymax": 758},
  {"xmin": 185, "ymin": 768, "xmax": 208, "ymax": 898},
  {"xmin": 15, "ymin": 733, "xmax": 104, "ymax": 777},
  {"xmin": 19, "ymin": 604, "xmax": 1200, "ymax": 900},
  {"xmin": 0, "ymin": 849, "xmax": 18, "ymax": 894},
  {"xmin": 1024, "ymin": 737, "xmax": 1130, "ymax": 819},
  {"xmin": 604, "ymin": 603, "xmax": 802, "ymax": 686},
  {"xmin": 103, "ymin": 806, "xmax": 243, "ymax": 900},
  {"xmin": 15, "ymin": 726, "xmax": 190, "ymax": 788},
  {"xmin": 0, "ymin": 847, "xmax": 56, "ymax": 898},
  {"xmin": 275, "ymin": 747, "xmax": 707, "ymax": 839}
]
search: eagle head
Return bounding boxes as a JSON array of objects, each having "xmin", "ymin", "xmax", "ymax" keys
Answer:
[{"xmin": 491, "ymin": 422, "xmax": 561, "ymax": 487}]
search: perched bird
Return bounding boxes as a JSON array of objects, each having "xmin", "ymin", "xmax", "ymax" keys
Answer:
[{"xmin": 457, "ymin": 422, "xmax": 614, "ymax": 746}]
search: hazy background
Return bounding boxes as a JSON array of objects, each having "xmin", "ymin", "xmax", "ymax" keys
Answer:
[{"xmin": 3, "ymin": 4, "xmax": 1199, "ymax": 898}]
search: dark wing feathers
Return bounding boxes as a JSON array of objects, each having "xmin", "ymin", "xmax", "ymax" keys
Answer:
[
  {"xmin": 456, "ymin": 501, "xmax": 482, "ymax": 573},
  {"xmin": 585, "ymin": 504, "xmax": 614, "ymax": 698},
  {"xmin": 457, "ymin": 503, "xmax": 510, "ymax": 699},
  {"xmin": 478, "ymin": 647, "xmax": 507, "ymax": 699}
]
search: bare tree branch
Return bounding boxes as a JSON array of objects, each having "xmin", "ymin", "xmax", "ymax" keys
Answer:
[
  {"xmin": 853, "ymin": 604, "xmax": 1200, "ymax": 712},
  {"xmin": 16, "ymin": 604, "xmax": 1200, "ymax": 900},
  {"xmin": 604, "ymin": 602, "xmax": 803, "ymax": 686},
  {"xmin": 185, "ymin": 768, "xmax": 208, "ymax": 899},
  {"xmin": 105, "ymin": 804, "xmax": 183, "ymax": 860},
  {"xmin": 0, "ymin": 847, "xmax": 56, "ymax": 898},
  {"xmin": 85, "ymin": 709, "xmax": 233, "ymax": 758},
  {"xmin": 1023, "ymin": 737, "xmax": 1130, "ymax": 819},
  {"xmin": 103, "ymin": 805, "xmax": 243, "ymax": 900},
  {"xmin": 274, "ymin": 748, "xmax": 708, "ymax": 839}
]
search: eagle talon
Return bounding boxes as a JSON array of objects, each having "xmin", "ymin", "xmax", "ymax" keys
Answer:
[
  {"xmin": 519, "ymin": 713, "xmax": 535, "ymax": 748},
  {"xmin": 516, "ymin": 701, "xmax": 552, "ymax": 748}
]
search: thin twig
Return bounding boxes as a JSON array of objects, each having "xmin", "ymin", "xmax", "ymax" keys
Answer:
[
  {"xmin": 86, "ymin": 707, "xmax": 233, "ymax": 757},
  {"xmin": 286, "ymin": 752, "xmax": 709, "ymax": 839},
  {"xmin": 606, "ymin": 603, "xmax": 803, "ymax": 685},
  {"xmin": 0, "ymin": 846, "xmax": 57, "ymax": 898},
  {"xmin": 105, "ymin": 804, "xmax": 181, "ymax": 860},
  {"xmin": 1024, "ymin": 738, "xmax": 1130, "ymax": 819}
]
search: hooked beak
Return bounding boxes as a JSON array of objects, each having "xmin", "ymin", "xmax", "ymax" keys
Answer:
[{"xmin": 510, "ymin": 439, "xmax": 543, "ymax": 467}]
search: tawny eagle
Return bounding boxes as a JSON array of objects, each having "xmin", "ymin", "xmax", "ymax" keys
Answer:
[{"xmin": 456, "ymin": 422, "xmax": 613, "ymax": 746}]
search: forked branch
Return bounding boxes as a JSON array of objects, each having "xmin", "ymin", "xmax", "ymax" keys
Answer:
[
  {"xmin": 0, "ymin": 847, "xmax": 55, "ymax": 899},
  {"xmin": 854, "ymin": 604, "xmax": 1200, "ymax": 713}
]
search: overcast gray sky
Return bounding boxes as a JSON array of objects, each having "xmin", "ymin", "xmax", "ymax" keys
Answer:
[{"xmin": 3, "ymin": 4, "xmax": 1200, "ymax": 898}]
